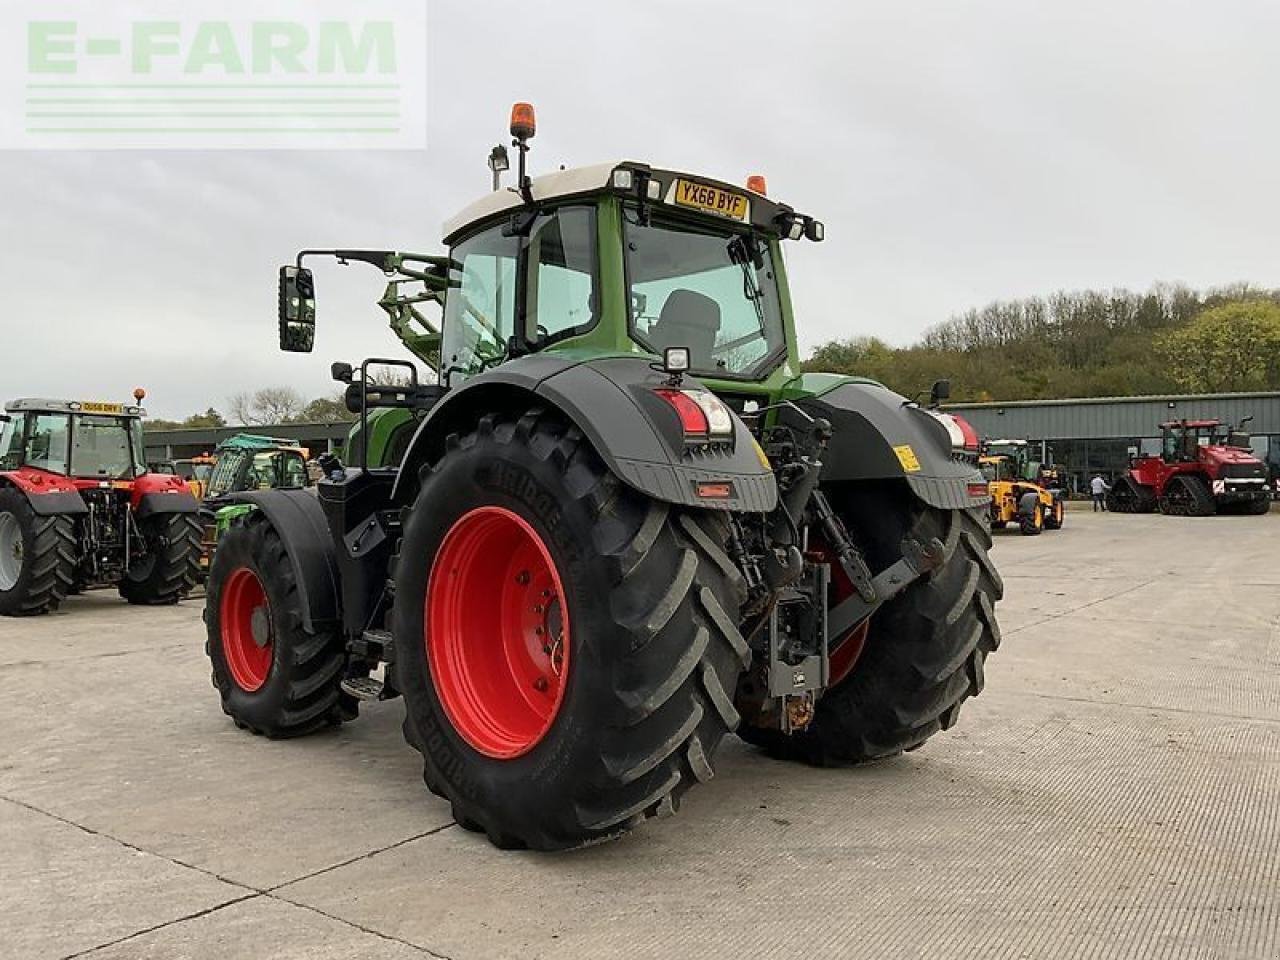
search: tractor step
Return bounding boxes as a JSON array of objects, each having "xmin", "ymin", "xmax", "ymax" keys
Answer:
[{"xmin": 340, "ymin": 676, "xmax": 387, "ymax": 702}]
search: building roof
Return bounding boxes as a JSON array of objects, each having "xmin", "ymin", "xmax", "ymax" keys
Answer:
[{"xmin": 946, "ymin": 390, "xmax": 1280, "ymax": 410}]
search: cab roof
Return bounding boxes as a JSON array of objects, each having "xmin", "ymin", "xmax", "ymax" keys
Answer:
[
  {"xmin": 442, "ymin": 160, "xmax": 799, "ymax": 244},
  {"xmin": 4, "ymin": 398, "xmax": 145, "ymax": 417}
]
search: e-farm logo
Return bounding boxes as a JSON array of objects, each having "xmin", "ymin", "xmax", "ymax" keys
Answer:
[{"xmin": 2, "ymin": 1, "xmax": 426, "ymax": 149}]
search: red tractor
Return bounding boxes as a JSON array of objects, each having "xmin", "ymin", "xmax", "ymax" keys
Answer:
[
  {"xmin": 0, "ymin": 392, "xmax": 204, "ymax": 616},
  {"xmin": 1107, "ymin": 418, "xmax": 1270, "ymax": 516}
]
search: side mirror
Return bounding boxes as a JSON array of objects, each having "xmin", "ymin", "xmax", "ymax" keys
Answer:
[
  {"xmin": 278, "ymin": 265, "xmax": 316, "ymax": 353},
  {"xmin": 0, "ymin": 414, "xmax": 10, "ymax": 424},
  {"xmin": 330, "ymin": 362, "xmax": 354, "ymax": 384},
  {"xmin": 929, "ymin": 379, "xmax": 952, "ymax": 406}
]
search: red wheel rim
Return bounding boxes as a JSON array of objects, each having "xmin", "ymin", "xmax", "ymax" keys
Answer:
[
  {"xmin": 426, "ymin": 506, "xmax": 571, "ymax": 759},
  {"xmin": 220, "ymin": 567, "xmax": 273, "ymax": 692}
]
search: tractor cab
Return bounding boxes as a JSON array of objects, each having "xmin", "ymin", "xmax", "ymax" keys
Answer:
[
  {"xmin": 981, "ymin": 440, "xmax": 1033, "ymax": 482},
  {"xmin": 1159, "ymin": 419, "xmax": 1223, "ymax": 463},
  {"xmin": 204, "ymin": 435, "xmax": 310, "ymax": 501},
  {"xmin": 0, "ymin": 397, "xmax": 148, "ymax": 482},
  {"xmin": 275, "ymin": 107, "xmax": 827, "ymax": 447}
]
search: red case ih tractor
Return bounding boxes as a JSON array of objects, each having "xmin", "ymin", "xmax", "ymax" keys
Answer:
[
  {"xmin": 1107, "ymin": 418, "xmax": 1270, "ymax": 516},
  {"xmin": 0, "ymin": 394, "xmax": 204, "ymax": 616}
]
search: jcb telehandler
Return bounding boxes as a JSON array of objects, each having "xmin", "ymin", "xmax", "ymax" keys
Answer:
[
  {"xmin": 205, "ymin": 104, "xmax": 1004, "ymax": 850},
  {"xmin": 980, "ymin": 439, "xmax": 1066, "ymax": 535}
]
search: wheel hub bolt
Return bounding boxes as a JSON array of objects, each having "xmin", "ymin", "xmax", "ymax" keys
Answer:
[
  {"xmin": 533, "ymin": 676, "xmax": 548, "ymax": 692},
  {"xmin": 515, "ymin": 570, "xmax": 530, "ymax": 585}
]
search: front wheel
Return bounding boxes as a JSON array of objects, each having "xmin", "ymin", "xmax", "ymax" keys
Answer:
[
  {"xmin": 394, "ymin": 409, "xmax": 747, "ymax": 850},
  {"xmin": 739, "ymin": 485, "xmax": 1002, "ymax": 766},
  {"xmin": 119, "ymin": 512, "xmax": 203, "ymax": 605},
  {"xmin": 1044, "ymin": 499, "xmax": 1066, "ymax": 530},
  {"xmin": 205, "ymin": 515, "xmax": 351, "ymax": 737},
  {"xmin": 1018, "ymin": 498, "xmax": 1044, "ymax": 536}
]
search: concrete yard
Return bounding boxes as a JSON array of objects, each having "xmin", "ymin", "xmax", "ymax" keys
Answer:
[{"xmin": 2, "ymin": 508, "xmax": 1277, "ymax": 959}]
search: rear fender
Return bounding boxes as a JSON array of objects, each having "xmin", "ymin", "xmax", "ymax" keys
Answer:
[
  {"xmin": 0, "ymin": 469, "xmax": 87, "ymax": 516},
  {"xmin": 222, "ymin": 490, "xmax": 341, "ymax": 633},
  {"xmin": 788, "ymin": 380, "xmax": 988, "ymax": 510},
  {"xmin": 393, "ymin": 355, "xmax": 778, "ymax": 512}
]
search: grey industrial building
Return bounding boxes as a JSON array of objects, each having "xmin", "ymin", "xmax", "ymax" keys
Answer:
[
  {"xmin": 945, "ymin": 391, "xmax": 1280, "ymax": 494},
  {"xmin": 144, "ymin": 390, "xmax": 1280, "ymax": 498}
]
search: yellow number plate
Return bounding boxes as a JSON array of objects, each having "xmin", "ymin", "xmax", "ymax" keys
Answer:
[
  {"xmin": 80, "ymin": 401, "xmax": 124, "ymax": 414},
  {"xmin": 671, "ymin": 179, "xmax": 749, "ymax": 221}
]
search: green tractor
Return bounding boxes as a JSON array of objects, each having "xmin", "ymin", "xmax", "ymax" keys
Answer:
[{"xmin": 205, "ymin": 104, "xmax": 1002, "ymax": 850}]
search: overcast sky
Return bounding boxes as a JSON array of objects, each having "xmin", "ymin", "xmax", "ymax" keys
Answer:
[{"xmin": 1, "ymin": 0, "xmax": 1277, "ymax": 418}]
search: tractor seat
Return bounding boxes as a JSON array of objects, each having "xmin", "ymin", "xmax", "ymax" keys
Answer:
[{"xmin": 648, "ymin": 289, "xmax": 721, "ymax": 367}]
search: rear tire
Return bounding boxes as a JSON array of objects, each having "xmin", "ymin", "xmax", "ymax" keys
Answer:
[
  {"xmin": 119, "ymin": 512, "xmax": 203, "ymax": 605},
  {"xmin": 1244, "ymin": 497, "xmax": 1271, "ymax": 516},
  {"xmin": 0, "ymin": 488, "xmax": 76, "ymax": 617},
  {"xmin": 394, "ymin": 409, "xmax": 747, "ymax": 850},
  {"xmin": 1107, "ymin": 477, "xmax": 1156, "ymax": 513},
  {"xmin": 205, "ymin": 514, "xmax": 351, "ymax": 737},
  {"xmin": 739, "ymin": 488, "xmax": 1002, "ymax": 766},
  {"xmin": 1158, "ymin": 475, "xmax": 1215, "ymax": 516}
]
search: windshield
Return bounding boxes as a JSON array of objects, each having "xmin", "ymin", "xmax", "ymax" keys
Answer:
[
  {"xmin": 71, "ymin": 414, "xmax": 144, "ymax": 479},
  {"xmin": 249, "ymin": 451, "xmax": 308, "ymax": 490},
  {"xmin": 625, "ymin": 212, "xmax": 786, "ymax": 378}
]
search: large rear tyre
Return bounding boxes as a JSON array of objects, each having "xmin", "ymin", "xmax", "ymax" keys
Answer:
[
  {"xmin": 739, "ymin": 486, "xmax": 1002, "ymax": 766},
  {"xmin": 394, "ymin": 409, "xmax": 747, "ymax": 850},
  {"xmin": 119, "ymin": 512, "xmax": 203, "ymax": 605},
  {"xmin": 0, "ymin": 488, "xmax": 76, "ymax": 617},
  {"xmin": 1158, "ymin": 475, "xmax": 1215, "ymax": 516},
  {"xmin": 205, "ymin": 515, "xmax": 352, "ymax": 737}
]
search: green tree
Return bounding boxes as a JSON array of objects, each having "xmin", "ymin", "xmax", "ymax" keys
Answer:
[
  {"xmin": 1158, "ymin": 301, "xmax": 1280, "ymax": 392},
  {"xmin": 183, "ymin": 407, "xmax": 225, "ymax": 428},
  {"xmin": 293, "ymin": 393, "xmax": 356, "ymax": 423}
]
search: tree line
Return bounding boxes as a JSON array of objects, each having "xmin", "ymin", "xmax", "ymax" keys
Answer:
[
  {"xmin": 146, "ymin": 388, "xmax": 354, "ymax": 432},
  {"xmin": 805, "ymin": 283, "xmax": 1280, "ymax": 401}
]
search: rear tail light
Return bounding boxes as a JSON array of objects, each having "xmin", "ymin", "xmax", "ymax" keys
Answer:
[
  {"xmin": 950, "ymin": 414, "xmax": 980, "ymax": 452},
  {"xmin": 654, "ymin": 389, "xmax": 734, "ymax": 443}
]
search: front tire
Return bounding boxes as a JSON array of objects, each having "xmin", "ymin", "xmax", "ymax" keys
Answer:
[
  {"xmin": 205, "ymin": 515, "xmax": 351, "ymax": 737},
  {"xmin": 1044, "ymin": 499, "xmax": 1065, "ymax": 530},
  {"xmin": 0, "ymin": 488, "xmax": 76, "ymax": 617},
  {"xmin": 740, "ymin": 485, "xmax": 1002, "ymax": 766},
  {"xmin": 394, "ymin": 409, "xmax": 747, "ymax": 850},
  {"xmin": 1018, "ymin": 498, "xmax": 1044, "ymax": 536},
  {"xmin": 119, "ymin": 512, "xmax": 203, "ymax": 605}
]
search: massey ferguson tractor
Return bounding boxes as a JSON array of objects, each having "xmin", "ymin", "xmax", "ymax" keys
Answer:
[
  {"xmin": 0, "ymin": 393, "xmax": 203, "ymax": 616},
  {"xmin": 1107, "ymin": 418, "xmax": 1270, "ymax": 516},
  {"xmin": 204, "ymin": 104, "xmax": 1003, "ymax": 850}
]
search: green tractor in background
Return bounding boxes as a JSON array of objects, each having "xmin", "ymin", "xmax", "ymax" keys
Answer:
[{"xmin": 205, "ymin": 104, "xmax": 1003, "ymax": 850}]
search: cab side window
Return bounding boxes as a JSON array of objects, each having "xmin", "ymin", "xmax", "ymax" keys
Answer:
[
  {"xmin": 26, "ymin": 414, "xmax": 68, "ymax": 474},
  {"xmin": 441, "ymin": 226, "xmax": 519, "ymax": 384},
  {"xmin": 206, "ymin": 451, "xmax": 245, "ymax": 497},
  {"xmin": 526, "ymin": 206, "xmax": 597, "ymax": 341},
  {"xmin": 0, "ymin": 416, "xmax": 23, "ymax": 469}
]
